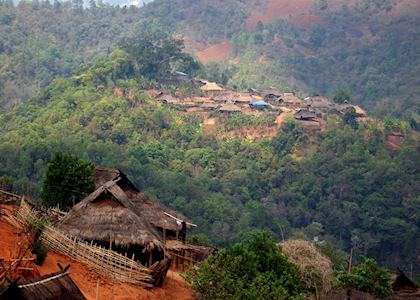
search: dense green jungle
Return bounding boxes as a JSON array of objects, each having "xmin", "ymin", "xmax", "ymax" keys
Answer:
[{"xmin": 0, "ymin": 0, "xmax": 419, "ymax": 286}]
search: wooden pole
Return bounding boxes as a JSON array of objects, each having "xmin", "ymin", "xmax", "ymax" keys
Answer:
[
  {"xmin": 148, "ymin": 251, "xmax": 153, "ymax": 267},
  {"xmin": 109, "ymin": 207, "xmax": 113, "ymax": 251},
  {"xmin": 96, "ymin": 277, "xmax": 100, "ymax": 300},
  {"xmin": 348, "ymin": 248, "xmax": 353, "ymax": 274}
]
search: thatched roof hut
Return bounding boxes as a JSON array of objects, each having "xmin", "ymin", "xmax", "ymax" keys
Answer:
[
  {"xmin": 200, "ymin": 82, "xmax": 224, "ymax": 92},
  {"xmin": 130, "ymin": 192, "xmax": 195, "ymax": 241},
  {"xmin": 0, "ymin": 267, "xmax": 85, "ymax": 300},
  {"xmin": 295, "ymin": 109, "xmax": 317, "ymax": 120},
  {"xmin": 57, "ymin": 180, "xmax": 163, "ymax": 252},
  {"xmin": 218, "ymin": 103, "xmax": 242, "ymax": 113}
]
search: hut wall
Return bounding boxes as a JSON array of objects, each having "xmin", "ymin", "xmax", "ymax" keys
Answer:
[{"xmin": 40, "ymin": 226, "xmax": 155, "ymax": 287}]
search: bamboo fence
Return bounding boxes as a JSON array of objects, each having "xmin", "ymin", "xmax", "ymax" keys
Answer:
[
  {"xmin": 16, "ymin": 199, "xmax": 161, "ymax": 287},
  {"xmin": 40, "ymin": 226, "xmax": 155, "ymax": 286}
]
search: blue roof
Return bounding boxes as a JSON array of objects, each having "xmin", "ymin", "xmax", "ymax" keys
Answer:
[
  {"xmin": 175, "ymin": 71, "xmax": 188, "ymax": 76},
  {"xmin": 250, "ymin": 101, "xmax": 270, "ymax": 106}
]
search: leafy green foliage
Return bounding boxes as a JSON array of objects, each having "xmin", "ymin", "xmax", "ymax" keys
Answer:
[
  {"xmin": 121, "ymin": 34, "xmax": 200, "ymax": 80},
  {"xmin": 33, "ymin": 239, "xmax": 48, "ymax": 265},
  {"xmin": 338, "ymin": 258, "xmax": 392, "ymax": 298},
  {"xmin": 342, "ymin": 107, "xmax": 359, "ymax": 129},
  {"xmin": 41, "ymin": 152, "xmax": 95, "ymax": 210},
  {"xmin": 188, "ymin": 231, "xmax": 306, "ymax": 300},
  {"xmin": 186, "ymin": 233, "xmax": 213, "ymax": 247},
  {"xmin": 333, "ymin": 89, "xmax": 351, "ymax": 104},
  {"xmin": 0, "ymin": 54, "xmax": 418, "ymax": 276}
]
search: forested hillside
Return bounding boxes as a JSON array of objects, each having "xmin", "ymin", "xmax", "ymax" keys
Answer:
[
  {"xmin": 1, "ymin": 0, "xmax": 419, "ymax": 124},
  {"xmin": 143, "ymin": 0, "xmax": 420, "ymax": 123},
  {"xmin": 0, "ymin": 0, "xmax": 155, "ymax": 110},
  {"xmin": 0, "ymin": 45, "xmax": 418, "ymax": 275},
  {"xmin": 0, "ymin": 0, "xmax": 419, "ymax": 282}
]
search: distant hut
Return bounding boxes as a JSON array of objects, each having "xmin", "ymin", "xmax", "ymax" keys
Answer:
[
  {"xmin": 249, "ymin": 101, "xmax": 270, "ymax": 110},
  {"xmin": 218, "ymin": 103, "xmax": 242, "ymax": 113},
  {"xmin": 200, "ymin": 102, "xmax": 219, "ymax": 111},
  {"xmin": 56, "ymin": 180, "xmax": 165, "ymax": 267},
  {"xmin": 212, "ymin": 94, "xmax": 231, "ymax": 103},
  {"xmin": 154, "ymin": 92, "xmax": 180, "ymax": 106},
  {"xmin": 262, "ymin": 89, "xmax": 282, "ymax": 102},
  {"xmin": 232, "ymin": 93, "xmax": 255, "ymax": 105},
  {"xmin": 295, "ymin": 109, "xmax": 317, "ymax": 120},
  {"xmin": 0, "ymin": 266, "xmax": 86, "ymax": 300},
  {"xmin": 248, "ymin": 88, "xmax": 260, "ymax": 95},
  {"xmin": 306, "ymin": 96, "xmax": 332, "ymax": 111},
  {"xmin": 200, "ymin": 82, "xmax": 224, "ymax": 92},
  {"xmin": 283, "ymin": 93, "xmax": 302, "ymax": 107},
  {"xmin": 130, "ymin": 192, "xmax": 196, "ymax": 243}
]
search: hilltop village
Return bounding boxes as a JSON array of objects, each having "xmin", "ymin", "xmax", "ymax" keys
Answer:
[{"xmin": 141, "ymin": 79, "xmax": 367, "ymax": 131}]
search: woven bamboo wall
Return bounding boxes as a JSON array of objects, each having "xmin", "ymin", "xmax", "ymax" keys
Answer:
[{"xmin": 40, "ymin": 226, "xmax": 154, "ymax": 287}]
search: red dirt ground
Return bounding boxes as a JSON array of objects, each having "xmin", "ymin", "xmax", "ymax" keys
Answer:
[
  {"xmin": 0, "ymin": 204, "xmax": 194, "ymax": 300},
  {"xmin": 246, "ymin": 0, "xmax": 316, "ymax": 29},
  {"xmin": 37, "ymin": 252, "xmax": 193, "ymax": 300},
  {"xmin": 196, "ymin": 42, "xmax": 232, "ymax": 64}
]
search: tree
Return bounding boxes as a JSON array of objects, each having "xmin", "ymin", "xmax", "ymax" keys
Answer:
[
  {"xmin": 188, "ymin": 231, "xmax": 307, "ymax": 300},
  {"xmin": 333, "ymin": 88, "xmax": 351, "ymax": 104},
  {"xmin": 41, "ymin": 152, "xmax": 95, "ymax": 210},
  {"xmin": 120, "ymin": 33, "xmax": 194, "ymax": 80},
  {"xmin": 342, "ymin": 107, "xmax": 359, "ymax": 129},
  {"xmin": 337, "ymin": 258, "xmax": 392, "ymax": 298}
]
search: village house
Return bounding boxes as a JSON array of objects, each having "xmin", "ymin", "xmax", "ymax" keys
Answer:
[
  {"xmin": 56, "ymin": 180, "xmax": 166, "ymax": 267},
  {"xmin": 282, "ymin": 92, "xmax": 303, "ymax": 108},
  {"xmin": 154, "ymin": 92, "xmax": 181, "ymax": 106},
  {"xmin": 294, "ymin": 109, "xmax": 318, "ymax": 121},
  {"xmin": 92, "ymin": 167, "xmax": 214, "ymax": 271},
  {"xmin": 249, "ymin": 101, "xmax": 270, "ymax": 110},
  {"xmin": 262, "ymin": 88, "xmax": 282, "ymax": 102},
  {"xmin": 200, "ymin": 82, "xmax": 225, "ymax": 96},
  {"xmin": 218, "ymin": 103, "xmax": 242, "ymax": 113},
  {"xmin": 200, "ymin": 102, "xmax": 220, "ymax": 111}
]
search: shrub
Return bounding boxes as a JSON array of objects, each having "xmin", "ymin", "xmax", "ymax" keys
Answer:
[
  {"xmin": 187, "ymin": 231, "xmax": 307, "ymax": 300},
  {"xmin": 33, "ymin": 239, "xmax": 48, "ymax": 265},
  {"xmin": 337, "ymin": 258, "xmax": 391, "ymax": 298}
]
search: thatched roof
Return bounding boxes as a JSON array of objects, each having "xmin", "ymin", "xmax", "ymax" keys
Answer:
[
  {"xmin": 0, "ymin": 268, "xmax": 85, "ymax": 300},
  {"xmin": 200, "ymin": 102, "xmax": 219, "ymax": 109},
  {"xmin": 262, "ymin": 89, "xmax": 281, "ymax": 97},
  {"xmin": 233, "ymin": 93, "xmax": 255, "ymax": 103},
  {"xmin": 94, "ymin": 167, "xmax": 139, "ymax": 196},
  {"xmin": 166, "ymin": 240, "xmax": 216, "ymax": 262},
  {"xmin": 94, "ymin": 167, "xmax": 196, "ymax": 234},
  {"xmin": 295, "ymin": 109, "xmax": 317, "ymax": 120},
  {"xmin": 219, "ymin": 103, "xmax": 241, "ymax": 112},
  {"xmin": 200, "ymin": 82, "xmax": 224, "ymax": 91},
  {"xmin": 57, "ymin": 181, "xmax": 163, "ymax": 251},
  {"xmin": 130, "ymin": 192, "xmax": 194, "ymax": 232}
]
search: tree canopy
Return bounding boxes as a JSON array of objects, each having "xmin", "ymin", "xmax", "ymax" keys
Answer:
[
  {"xmin": 188, "ymin": 231, "xmax": 307, "ymax": 300},
  {"xmin": 41, "ymin": 152, "xmax": 95, "ymax": 210}
]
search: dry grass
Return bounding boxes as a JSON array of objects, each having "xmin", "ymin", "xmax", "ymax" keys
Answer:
[{"xmin": 280, "ymin": 240, "xmax": 333, "ymax": 297}]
